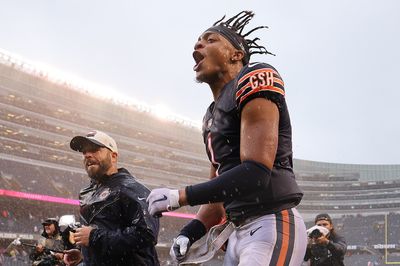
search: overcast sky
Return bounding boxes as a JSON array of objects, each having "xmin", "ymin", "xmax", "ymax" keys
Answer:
[{"xmin": 1, "ymin": 0, "xmax": 399, "ymax": 165}]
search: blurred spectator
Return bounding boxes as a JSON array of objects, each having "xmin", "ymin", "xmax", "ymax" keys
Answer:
[{"xmin": 29, "ymin": 218, "xmax": 65, "ymax": 266}]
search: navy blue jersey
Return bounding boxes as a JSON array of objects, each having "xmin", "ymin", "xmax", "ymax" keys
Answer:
[{"xmin": 202, "ymin": 62, "xmax": 303, "ymax": 222}]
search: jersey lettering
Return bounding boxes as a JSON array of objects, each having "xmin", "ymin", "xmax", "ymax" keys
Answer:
[{"xmin": 249, "ymin": 71, "xmax": 274, "ymax": 89}]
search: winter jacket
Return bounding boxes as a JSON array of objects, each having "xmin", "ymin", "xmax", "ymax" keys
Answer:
[
  {"xmin": 304, "ymin": 232, "xmax": 347, "ymax": 266},
  {"xmin": 79, "ymin": 168, "xmax": 159, "ymax": 266}
]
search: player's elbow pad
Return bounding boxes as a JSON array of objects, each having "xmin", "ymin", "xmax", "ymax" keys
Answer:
[{"xmin": 185, "ymin": 160, "xmax": 271, "ymax": 206}]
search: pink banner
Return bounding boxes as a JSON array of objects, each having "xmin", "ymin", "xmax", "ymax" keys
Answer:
[{"xmin": 0, "ymin": 189, "xmax": 195, "ymax": 219}]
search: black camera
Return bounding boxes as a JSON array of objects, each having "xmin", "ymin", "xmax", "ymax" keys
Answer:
[
  {"xmin": 59, "ymin": 215, "xmax": 81, "ymax": 249},
  {"xmin": 309, "ymin": 228, "xmax": 323, "ymax": 239}
]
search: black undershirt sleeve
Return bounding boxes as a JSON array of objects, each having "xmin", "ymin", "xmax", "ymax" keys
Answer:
[{"xmin": 185, "ymin": 160, "xmax": 271, "ymax": 206}]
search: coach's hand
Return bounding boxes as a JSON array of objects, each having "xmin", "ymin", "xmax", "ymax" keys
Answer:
[
  {"xmin": 170, "ymin": 235, "xmax": 191, "ymax": 261},
  {"xmin": 63, "ymin": 249, "xmax": 83, "ymax": 266},
  {"xmin": 73, "ymin": 225, "xmax": 93, "ymax": 247},
  {"xmin": 147, "ymin": 188, "xmax": 180, "ymax": 216}
]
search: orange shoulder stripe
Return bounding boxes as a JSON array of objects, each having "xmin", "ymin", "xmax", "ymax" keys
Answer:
[
  {"xmin": 238, "ymin": 85, "xmax": 285, "ymax": 104},
  {"xmin": 237, "ymin": 85, "xmax": 285, "ymax": 102},
  {"xmin": 236, "ymin": 82, "xmax": 251, "ymax": 99},
  {"xmin": 236, "ymin": 78, "xmax": 284, "ymax": 99},
  {"xmin": 274, "ymin": 77, "xmax": 284, "ymax": 87}
]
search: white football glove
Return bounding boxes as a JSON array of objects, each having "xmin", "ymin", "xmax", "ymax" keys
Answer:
[
  {"xmin": 11, "ymin": 238, "xmax": 21, "ymax": 246},
  {"xmin": 170, "ymin": 235, "xmax": 191, "ymax": 261},
  {"xmin": 147, "ymin": 188, "xmax": 180, "ymax": 216}
]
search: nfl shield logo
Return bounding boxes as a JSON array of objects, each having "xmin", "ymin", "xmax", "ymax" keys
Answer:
[{"xmin": 99, "ymin": 188, "xmax": 110, "ymax": 200}]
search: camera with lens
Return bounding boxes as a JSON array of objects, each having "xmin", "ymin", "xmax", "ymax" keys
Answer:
[
  {"xmin": 309, "ymin": 228, "xmax": 323, "ymax": 239},
  {"xmin": 307, "ymin": 225, "xmax": 329, "ymax": 240},
  {"xmin": 59, "ymin": 215, "xmax": 81, "ymax": 249}
]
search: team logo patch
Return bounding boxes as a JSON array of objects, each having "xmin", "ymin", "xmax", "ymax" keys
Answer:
[
  {"xmin": 86, "ymin": 131, "xmax": 97, "ymax": 137},
  {"xmin": 99, "ymin": 188, "xmax": 111, "ymax": 200}
]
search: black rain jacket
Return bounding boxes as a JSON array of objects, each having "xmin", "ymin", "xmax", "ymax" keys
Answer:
[
  {"xmin": 79, "ymin": 168, "xmax": 159, "ymax": 266},
  {"xmin": 304, "ymin": 232, "xmax": 347, "ymax": 266}
]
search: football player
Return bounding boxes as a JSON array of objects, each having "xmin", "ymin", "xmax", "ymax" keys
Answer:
[{"xmin": 148, "ymin": 11, "xmax": 307, "ymax": 265}]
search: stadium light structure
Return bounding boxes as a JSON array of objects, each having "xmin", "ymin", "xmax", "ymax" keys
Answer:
[{"xmin": 152, "ymin": 104, "xmax": 173, "ymax": 121}]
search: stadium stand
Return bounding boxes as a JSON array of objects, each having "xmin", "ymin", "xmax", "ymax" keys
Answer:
[
  {"xmin": 1, "ymin": 50, "xmax": 400, "ymax": 265},
  {"xmin": 297, "ymin": 172, "xmax": 400, "ymax": 216}
]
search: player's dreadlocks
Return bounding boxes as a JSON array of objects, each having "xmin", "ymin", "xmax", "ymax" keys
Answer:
[{"xmin": 207, "ymin": 11, "xmax": 274, "ymax": 64}]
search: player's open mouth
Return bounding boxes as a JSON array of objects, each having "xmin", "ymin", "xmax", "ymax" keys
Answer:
[{"xmin": 193, "ymin": 51, "xmax": 204, "ymax": 71}]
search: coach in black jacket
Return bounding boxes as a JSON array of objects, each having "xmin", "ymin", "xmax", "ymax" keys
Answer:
[{"xmin": 66, "ymin": 130, "xmax": 159, "ymax": 266}]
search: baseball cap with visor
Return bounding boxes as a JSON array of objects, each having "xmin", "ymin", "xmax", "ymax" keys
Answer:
[{"xmin": 70, "ymin": 130, "xmax": 118, "ymax": 154}]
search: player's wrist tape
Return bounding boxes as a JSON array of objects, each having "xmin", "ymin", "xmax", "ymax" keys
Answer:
[
  {"xmin": 185, "ymin": 160, "xmax": 271, "ymax": 206},
  {"xmin": 179, "ymin": 219, "xmax": 207, "ymax": 245}
]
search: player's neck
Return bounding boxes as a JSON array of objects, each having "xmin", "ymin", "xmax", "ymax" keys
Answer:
[{"xmin": 209, "ymin": 65, "xmax": 242, "ymax": 100}]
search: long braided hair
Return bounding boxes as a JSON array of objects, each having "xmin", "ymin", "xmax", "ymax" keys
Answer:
[{"xmin": 207, "ymin": 11, "xmax": 274, "ymax": 64}]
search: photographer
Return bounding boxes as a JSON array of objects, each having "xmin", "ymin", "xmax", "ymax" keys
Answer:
[
  {"xmin": 29, "ymin": 218, "xmax": 65, "ymax": 266},
  {"xmin": 304, "ymin": 213, "xmax": 347, "ymax": 266}
]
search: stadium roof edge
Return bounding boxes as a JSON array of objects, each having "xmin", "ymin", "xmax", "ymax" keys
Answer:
[
  {"xmin": 0, "ymin": 47, "xmax": 202, "ymax": 130},
  {"xmin": 294, "ymin": 158, "xmax": 400, "ymax": 167}
]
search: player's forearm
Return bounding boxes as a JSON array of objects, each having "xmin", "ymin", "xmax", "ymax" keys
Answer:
[
  {"xmin": 184, "ymin": 160, "xmax": 271, "ymax": 206},
  {"xmin": 196, "ymin": 203, "xmax": 225, "ymax": 230},
  {"xmin": 177, "ymin": 164, "xmax": 217, "ymax": 207},
  {"xmin": 178, "ymin": 189, "xmax": 188, "ymax": 206}
]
